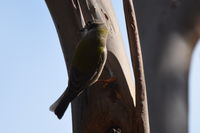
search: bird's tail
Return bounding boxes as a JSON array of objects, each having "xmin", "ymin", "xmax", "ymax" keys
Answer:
[{"xmin": 49, "ymin": 87, "xmax": 71, "ymax": 119}]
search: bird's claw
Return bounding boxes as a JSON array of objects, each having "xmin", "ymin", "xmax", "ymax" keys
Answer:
[{"xmin": 97, "ymin": 77, "xmax": 117, "ymax": 88}]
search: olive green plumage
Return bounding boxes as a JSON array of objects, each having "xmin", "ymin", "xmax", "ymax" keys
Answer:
[{"xmin": 50, "ymin": 22, "xmax": 109, "ymax": 119}]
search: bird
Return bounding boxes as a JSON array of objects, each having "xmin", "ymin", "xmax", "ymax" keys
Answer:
[{"xmin": 50, "ymin": 21, "xmax": 109, "ymax": 119}]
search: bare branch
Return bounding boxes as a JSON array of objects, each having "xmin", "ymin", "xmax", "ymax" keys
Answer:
[{"xmin": 123, "ymin": 0, "xmax": 150, "ymax": 133}]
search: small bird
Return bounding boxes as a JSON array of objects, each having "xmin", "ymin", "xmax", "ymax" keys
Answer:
[{"xmin": 50, "ymin": 21, "xmax": 109, "ymax": 119}]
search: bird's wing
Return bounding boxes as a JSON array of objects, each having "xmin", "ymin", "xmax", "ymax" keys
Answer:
[
  {"xmin": 69, "ymin": 51, "xmax": 106, "ymax": 90},
  {"xmin": 87, "ymin": 51, "xmax": 107, "ymax": 85},
  {"xmin": 68, "ymin": 66, "xmax": 87, "ymax": 92}
]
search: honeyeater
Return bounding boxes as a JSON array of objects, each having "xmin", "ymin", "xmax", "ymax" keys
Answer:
[{"xmin": 50, "ymin": 22, "xmax": 109, "ymax": 119}]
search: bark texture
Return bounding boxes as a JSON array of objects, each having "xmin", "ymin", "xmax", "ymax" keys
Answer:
[
  {"xmin": 123, "ymin": 0, "xmax": 149, "ymax": 133},
  {"xmin": 46, "ymin": 0, "xmax": 149, "ymax": 133},
  {"xmin": 133, "ymin": 0, "xmax": 200, "ymax": 133}
]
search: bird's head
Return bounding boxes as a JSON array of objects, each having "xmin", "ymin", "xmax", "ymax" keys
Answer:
[
  {"xmin": 80, "ymin": 21, "xmax": 109, "ymax": 47},
  {"xmin": 87, "ymin": 21, "xmax": 109, "ymax": 41},
  {"xmin": 84, "ymin": 21, "xmax": 107, "ymax": 32}
]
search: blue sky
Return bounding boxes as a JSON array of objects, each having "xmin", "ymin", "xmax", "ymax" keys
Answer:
[
  {"xmin": 0, "ymin": 1, "xmax": 199, "ymax": 133},
  {"xmin": 189, "ymin": 41, "xmax": 200, "ymax": 133}
]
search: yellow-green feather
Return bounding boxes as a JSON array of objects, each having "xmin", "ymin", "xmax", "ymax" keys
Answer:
[{"xmin": 72, "ymin": 26, "xmax": 108, "ymax": 74}]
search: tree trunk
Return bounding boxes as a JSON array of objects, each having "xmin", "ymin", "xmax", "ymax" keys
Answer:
[
  {"xmin": 134, "ymin": 0, "xmax": 200, "ymax": 133},
  {"xmin": 45, "ymin": 0, "xmax": 149, "ymax": 133}
]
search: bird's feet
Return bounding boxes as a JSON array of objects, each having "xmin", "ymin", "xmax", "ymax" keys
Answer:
[{"xmin": 97, "ymin": 77, "xmax": 117, "ymax": 88}]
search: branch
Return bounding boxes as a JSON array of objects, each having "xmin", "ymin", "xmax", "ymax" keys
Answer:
[{"xmin": 123, "ymin": 0, "xmax": 150, "ymax": 133}]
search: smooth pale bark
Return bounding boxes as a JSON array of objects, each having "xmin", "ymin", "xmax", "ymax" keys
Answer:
[
  {"xmin": 45, "ymin": 0, "xmax": 149, "ymax": 133},
  {"xmin": 133, "ymin": 0, "xmax": 200, "ymax": 133}
]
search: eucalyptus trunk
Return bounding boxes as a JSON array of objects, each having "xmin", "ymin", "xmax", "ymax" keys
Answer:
[
  {"xmin": 134, "ymin": 0, "xmax": 200, "ymax": 133},
  {"xmin": 46, "ymin": 0, "xmax": 149, "ymax": 133}
]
